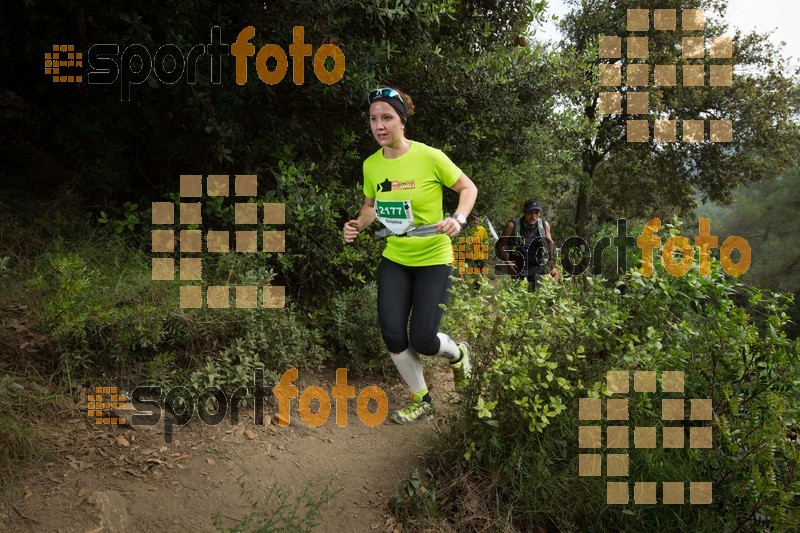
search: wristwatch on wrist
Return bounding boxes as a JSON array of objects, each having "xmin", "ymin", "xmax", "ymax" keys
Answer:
[{"xmin": 451, "ymin": 213, "xmax": 467, "ymax": 228}]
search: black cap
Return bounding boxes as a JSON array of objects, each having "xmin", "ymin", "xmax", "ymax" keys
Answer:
[{"xmin": 523, "ymin": 199, "xmax": 542, "ymax": 212}]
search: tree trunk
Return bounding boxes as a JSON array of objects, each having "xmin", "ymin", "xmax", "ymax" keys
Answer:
[{"xmin": 575, "ymin": 175, "xmax": 590, "ymax": 239}]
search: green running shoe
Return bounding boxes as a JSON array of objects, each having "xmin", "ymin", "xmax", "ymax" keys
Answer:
[
  {"xmin": 450, "ymin": 342, "xmax": 471, "ymax": 392},
  {"xmin": 390, "ymin": 391, "xmax": 433, "ymax": 424}
]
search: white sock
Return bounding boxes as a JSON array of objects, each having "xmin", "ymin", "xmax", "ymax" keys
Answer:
[
  {"xmin": 391, "ymin": 348, "xmax": 427, "ymax": 394},
  {"xmin": 436, "ymin": 333, "xmax": 460, "ymax": 361}
]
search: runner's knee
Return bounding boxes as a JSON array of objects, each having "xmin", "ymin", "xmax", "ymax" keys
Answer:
[
  {"xmin": 409, "ymin": 332, "xmax": 438, "ymax": 356},
  {"xmin": 382, "ymin": 330, "xmax": 408, "ymax": 354}
]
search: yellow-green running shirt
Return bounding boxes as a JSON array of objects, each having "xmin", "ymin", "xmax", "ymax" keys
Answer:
[{"xmin": 363, "ymin": 141, "xmax": 462, "ymax": 266}]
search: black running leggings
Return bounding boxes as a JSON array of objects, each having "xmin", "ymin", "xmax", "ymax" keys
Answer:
[{"xmin": 377, "ymin": 257, "xmax": 452, "ymax": 355}]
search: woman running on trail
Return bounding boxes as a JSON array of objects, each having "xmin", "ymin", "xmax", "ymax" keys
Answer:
[{"xmin": 343, "ymin": 87, "xmax": 478, "ymax": 424}]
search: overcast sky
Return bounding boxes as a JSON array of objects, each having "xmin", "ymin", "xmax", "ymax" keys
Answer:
[{"xmin": 536, "ymin": 0, "xmax": 800, "ymax": 64}]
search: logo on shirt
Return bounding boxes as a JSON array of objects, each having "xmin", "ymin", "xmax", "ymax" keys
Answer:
[{"xmin": 377, "ymin": 179, "xmax": 416, "ymax": 193}]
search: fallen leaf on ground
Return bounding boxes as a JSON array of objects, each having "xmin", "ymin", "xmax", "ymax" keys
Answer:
[
  {"xmin": 115, "ymin": 436, "xmax": 130, "ymax": 447},
  {"xmin": 77, "ymin": 488, "xmax": 86, "ymax": 497},
  {"xmin": 206, "ymin": 458, "xmax": 215, "ymax": 465},
  {"xmin": 244, "ymin": 429, "xmax": 255, "ymax": 440}
]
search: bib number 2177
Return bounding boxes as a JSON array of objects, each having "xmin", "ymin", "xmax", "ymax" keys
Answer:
[{"xmin": 375, "ymin": 200, "xmax": 414, "ymax": 235}]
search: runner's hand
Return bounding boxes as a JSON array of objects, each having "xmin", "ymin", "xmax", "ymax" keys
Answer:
[
  {"xmin": 344, "ymin": 220, "xmax": 360, "ymax": 243},
  {"xmin": 435, "ymin": 217, "xmax": 462, "ymax": 238}
]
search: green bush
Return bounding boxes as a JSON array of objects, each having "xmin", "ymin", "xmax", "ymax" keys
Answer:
[
  {"xmin": 319, "ymin": 282, "xmax": 391, "ymax": 375},
  {"xmin": 189, "ymin": 305, "xmax": 332, "ymax": 394},
  {"xmin": 24, "ymin": 223, "xmax": 337, "ymax": 395},
  {"xmin": 272, "ymin": 159, "xmax": 383, "ymax": 307},
  {"xmin": 30, "ymin": 248, "xmax": 171, "ymax": 387},
  {"xmin": 411, "ymin": 249, "xmax": 800, "ymax": 531}
]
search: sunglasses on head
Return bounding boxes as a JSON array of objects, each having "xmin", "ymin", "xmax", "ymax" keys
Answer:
[{"xmin": 368, "ymin": 87, "xmax": 405, "ymax": 106}]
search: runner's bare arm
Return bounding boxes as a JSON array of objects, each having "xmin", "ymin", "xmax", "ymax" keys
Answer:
[
  {"xmin": 344, "ymin": 197, "xmax": 377, "ymax": 243},
  {"xmin": 435, "ymin": 173, "xmax": 478, "ymax": 237}
]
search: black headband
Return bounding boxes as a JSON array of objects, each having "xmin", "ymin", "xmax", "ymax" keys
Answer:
[{"xmin": 372, "ymin": 97, "xmax": 408, "ymax": 124}]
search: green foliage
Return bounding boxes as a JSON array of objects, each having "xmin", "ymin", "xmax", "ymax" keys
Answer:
[
  {"xmin": 1, "ymin": 0, "xmax": 554, "ymax": 278},
  {"xmin": 4, "ymin": 0, "xmax": 799, "ymax": 521},
  {"xmin": 212, "ymin": 478, "xmax": 340, "ymax": 533},
  {"xmin": 31, "ymin": 248, "xmax": 170, "ymax": 387},
  {"xmin": 390, "ymin": 466, "xmax": 440, "ymax": 522},
  {"xmin": 423, "ymin": 239, "xmax": 800, "ymax": 531},
  {"xmin": 554, "ymin": 0, "xmax": 800, "ymax": 234},
  {"xmin": 696, "ymin": 167, "xmax": 800, "ymax": 337},
  {"xmin": 272, "ymin": 159, "xmax": 383, "ymax": 305},
  {"xmin": 26, "ymin": 234, "xmax": 331, "ymax": 392},
  {"xmin": 189, "ymin": 305, "xmax": 331, "ymax": 394},
  {"xmin": 320, "ymin": 282, "xmax": 390, "ymax": 375},
  {"xmin": 98, "ymin": 201, "xmax": 142, "ymax": 234}
]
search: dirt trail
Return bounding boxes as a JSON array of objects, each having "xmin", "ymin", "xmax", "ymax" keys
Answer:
[{"xmin": 1, "ymin": 365, "xmax": 455, "ymax": 533}]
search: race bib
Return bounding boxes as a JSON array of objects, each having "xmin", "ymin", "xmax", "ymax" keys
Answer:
[{"xmin": 375, "ymin": 200, "xmax": 415, "ymax": 235}]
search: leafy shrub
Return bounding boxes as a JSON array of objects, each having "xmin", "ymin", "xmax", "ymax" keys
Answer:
[
  {"xmin": 25, "ymin": 223, "xmax": 337, "ymax": 396},
  {"xmin": 189, "ymin": 305, "xmax": 331, "ymax": 394},
  {"xmin": 30, "ymin": 249, "xmax": 170, "ymax": 386},
  {"xmin": 413, "ymin": 249, "xmax": 800, "ymax": 531},
  {"xmin": 319, "ymin": 282, "xmax": 390, "ymax": 375},
  {"xmin": 272, "ymin": 159, "xmax": 382, "ymax": 306}
]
